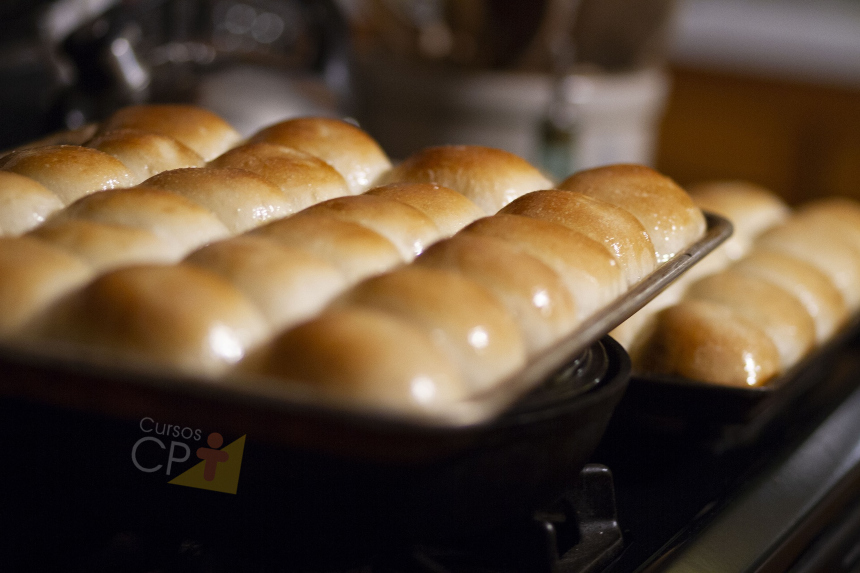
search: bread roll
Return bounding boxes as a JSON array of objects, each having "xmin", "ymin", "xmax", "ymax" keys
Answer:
[
  {"xmin": 795, "ymin": 197, "xmax": 860, "ymax": 254},
  {"xmin": 52, "ymin": 186, "xmax": 229, "ymax": 254},
  {"xmin": 499, "ymin": 190, "xmax": 656, "ymax": 286},
  {"xmin": 248, "ymin": 307, "xmax": 468, "ymax": 414},
  {"xmin": 0, "ymin": 145, "xmax": 134, "ymax": 204},
  {"xmin": 97, "ymin": 104, "xmax": 242, "ymax": 161},
  {"xmin": 462, "ymin": 214, "xmax": 625, "ymax": 320},
  {"xmin": 613, "ymin": 182, "xmax": 788, "ymax": 352},
  {"xmin": 417, "ymin": 233, "xmax": 579, "ymax": 355},
  {"xmin": 185, "ymin": 236, "xmax": 347, "ymax": 331},
  {"xmin": 732, "ymin": 250, "xmax": 848, "ymax": 344},
  {"xmin": 250, "ymin": 214, "xmax": 403, "ymax": 284},
  {"xmin": 0, "ymin": 171, "xmax": 63, "ymax": 236},
  {"xmin": 334, "ymin": 266, "xmax": 526, "ymax": 393},
  {"xmin": 610, "ymin": 282, "xmax": 685, "ymax": 352},
  {"xmin": 380, "ymin": 145, "xmax": 553, "ymax": 214},
  {"xmin": 295, "ymin": 195, "xmax": 441, "ymax": 261},
  {"xmin": 0, "ymin": 237, "xmax": 93, "ymax": 338},
  {"xmin": 635, "ymin": 299, "xmax": 781, "ymax": 388},
  {"xmin": 142, "ymin": 167, "xmax": 291, "ymax": 233},
  {"xmin": 28, "ymin": 219, "xmax": 184, "ymax": 272},
  {"xmin": 209, "ymin": 143, "xmax": 350, "ymax": 213},
  {"xmin": 755, "ymin": 219, "xmax": 860, "ymax": 311},
  {"xmin": 36, "ymin": 264, "xmax": 268, "ymax": 375},
  {"xmin": 684, "ymin": 270, "xmax": 816, "ymax": 369},
  {"xmin": 87, "ymin": 129, "xmax": 205, "ymax": 183},
  {"xmin": 689, "ymin": 180, "xmax": 789, "ymax": 261},
  {"xmin": 365, "ymin": 182, "xmax": 485, "ymax": 237},
  {"xmin": 249, "ymin": 117, "xmax": 392, "ymax": 193},
  {"xmin": 559, "ymin": 164, "xmax": 706, "ymax": 263}
]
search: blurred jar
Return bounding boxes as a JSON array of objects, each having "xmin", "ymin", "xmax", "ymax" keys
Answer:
[{"xmin": 344, "ymin": 0, "xmax": 678, "ymax": 176}]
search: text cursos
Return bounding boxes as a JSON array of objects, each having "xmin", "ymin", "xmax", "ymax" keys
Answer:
[
  {"xmin": 131, "ymin": 417, "xmax": 204, "ymax": 475},
  {"xmin": 139, "ymin": 416, "xmax": 202, "ymax": 441}
]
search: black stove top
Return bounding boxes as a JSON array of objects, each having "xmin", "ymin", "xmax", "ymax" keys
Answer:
[{"xmin": 6, "ymin": 338, "xmax": 860, "ymax": 573}]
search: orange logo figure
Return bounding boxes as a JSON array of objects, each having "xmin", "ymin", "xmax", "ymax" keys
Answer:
[{"xmin": 197, "ymin": 432, "xmax": 230, "ymax": 481}]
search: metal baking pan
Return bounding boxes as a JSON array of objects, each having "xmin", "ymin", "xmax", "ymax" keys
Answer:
[
  {"xmin": 0, "ymin": 212, "xmax": 732, "ymax": 446},
  {"xmin": 3, "ymin": 336, "xmax": 627, "ymax": 562},
  {"xmin": 616, "ymin": 301, "xmax": 860, "ymax": 453},
  {"xmin": 0, "ymin": 214, "xmax": 730, "ymax": 560}
]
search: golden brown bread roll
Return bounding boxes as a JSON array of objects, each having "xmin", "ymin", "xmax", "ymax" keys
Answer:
[
  {"xmin": 141, "ymin": 167, "xmax": 292, "ymax": 233},
  {"xmin": 795, "ymin": 197, "xmax": 860, "ymax": 254},
  {"xmin": 249, "ymin": 214, "xmax": 403, "ymax": 284},
  {"xmin": 380, "ymin": 145, "xmax": 553, "ymax": 214},
  {"xmin": 246, "ymin": 307, "xmax": 468, "ymax": 414},
  {"xmin": 248, "ymin": 117, "xmax": 392, "ymax": 194},
  {"xmin": 209, "ymin": 142, "xmax": 350, "ymax": 213},
  {"xmin": 0, "ymin": 171, "xmax": 64, "ymax": 236},
  {"xmin": 97, "ymin": 104, "xmax": 242, "ymax": 161},
  {"xmin": 684, "ymin": 270, "xmax": 816, "ymax": 369},
  {"xmin": 365, "ymin": 182, "xmax": 485, "ymax": 238},
  {"xmin": 498, "ymin": 190, "xmax": 656, "ymax": 286},
  {"xmin": 334, "ymin": 266, "xmax": 526, "ymax": 393},
  {"xmin": 87, "ymin": 129, "xmax": 205, "ymax": 183},
  {"xmin": 28, "ymin": 219, "xmax": 184, "ymax": 272},
  {"xmin": 559, "ymin": 164, "xmax": 706, "ymax": 263},
  {"xmin": 416, "ymin": 233, "xmax": 579, "ymax": 355},
  {"xmin": 613, "ymin": 182, "xmax": 788, "ymax": 354},
  {"xmin": 36, "ymin": 264, "xmax": 268, "ymax": 375},
  {"xmin": 609, "ymin": 284, "xmax": 685, "ymax": 352},
  {"xmin": 689, "ymin": 180, "xmax": 789, "ymax": 261},
  {"xmin": 51, "ymin": 186, "xmax": 230, "ymax": 255},
  {"xmin": 0, "ymin": 145, "xmax": 134, "ymax": 205},
  {"xmin": 755, "ymin": 219, "xmax": 860, "ymax": 311},
  {"xmin": 185, "ymin": 236, "xmax": 347, "ymax": 331},
  {"xmin": 462, "ymin": 214, "xmax": 625, "ymax": 320},
  {"xmin": 732, "ymin": 250, "xmax": 848, "ymax": 344},
  {"xmin": 295, "ymin": 195, "xmax": 442, "ymax": 261},
  {"xmin": 0, "ymin": 237, "xmax": 94, "ymax": 338},
  {"xmin": 635, "ymin": 299, "xmax": 781, "ymax": 388}
]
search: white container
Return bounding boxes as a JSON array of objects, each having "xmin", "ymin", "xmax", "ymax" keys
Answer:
[
  {"xmin": 543, "ymin": 67, "xmax": 670, "ymax": 179},
  {"xmin": 353, "ymin": 61, "xmax": 670, "ymax": 180},
  {"xmin": 352, "ymin": 61, "xmax": 555, "ymax": 164}
]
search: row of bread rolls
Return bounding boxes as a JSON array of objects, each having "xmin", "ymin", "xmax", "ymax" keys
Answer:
[
  {"xmin": 1, "ymin": 109, "xmax": 399, "ymax": 276},
  {"xmin": 0, "ymin": 106, "xmax": 393, "ymax": 239},
  {"xmin": 0, "ymin": 105, "xmax": 243, "ymax": 229},
  {"xmin": 0, "ymin": 141, "xmax": 551, "ymax": 387},
  {"xmin": 239, "ymin": 164, "xmax": 707, "ymax": 414},
  {"xmin": 626, "ymin": 184, "xmax": 860, "ymax": 388},
  {"xmin": 609, "ymin": 181, "xmax": 791, "ymax": 350},
  {"xmin": 4, "ymin": 159, "xmax": 705, "ymax": 417},
  {"xmin": 1, "ymin": 111, "xmax": 709, "ymax": 415},
  {"xmin": 0, "ymin": 106, "xmax": 395, "ymax": 339}
]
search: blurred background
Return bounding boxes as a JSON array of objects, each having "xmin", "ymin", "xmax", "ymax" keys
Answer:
[{"xmin": 0, "ymin": 0, "xmax": 858, "ymax": 204}]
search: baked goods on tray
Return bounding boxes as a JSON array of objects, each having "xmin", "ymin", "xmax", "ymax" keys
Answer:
[
  {"xmin": 0, "ymin": 103, "xmax": 711, "ymax": 417},
  {"xmin": 623, "ymin": 181, "xmax": 859, "ymax": 388}
]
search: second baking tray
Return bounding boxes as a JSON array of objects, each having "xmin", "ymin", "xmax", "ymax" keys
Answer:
[{"xmin": 616, "ymin": 306, "xmax": 860, "ymax": 453}]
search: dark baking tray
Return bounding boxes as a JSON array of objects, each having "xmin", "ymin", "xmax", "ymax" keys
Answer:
[
  {"xmin": 0, "ymin": 214, "xmax": 730, "ymax": 559},
  {"xmin": 3, "ymin": 336, "xmax": 628, "ymax": 562},
  {"xmin": 0, "ymin": 212, "xmax": 732, "ymax": 440},
  {"xmin": 617, "ymin": 303, "xmax": 860, "ymax": 453}
]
